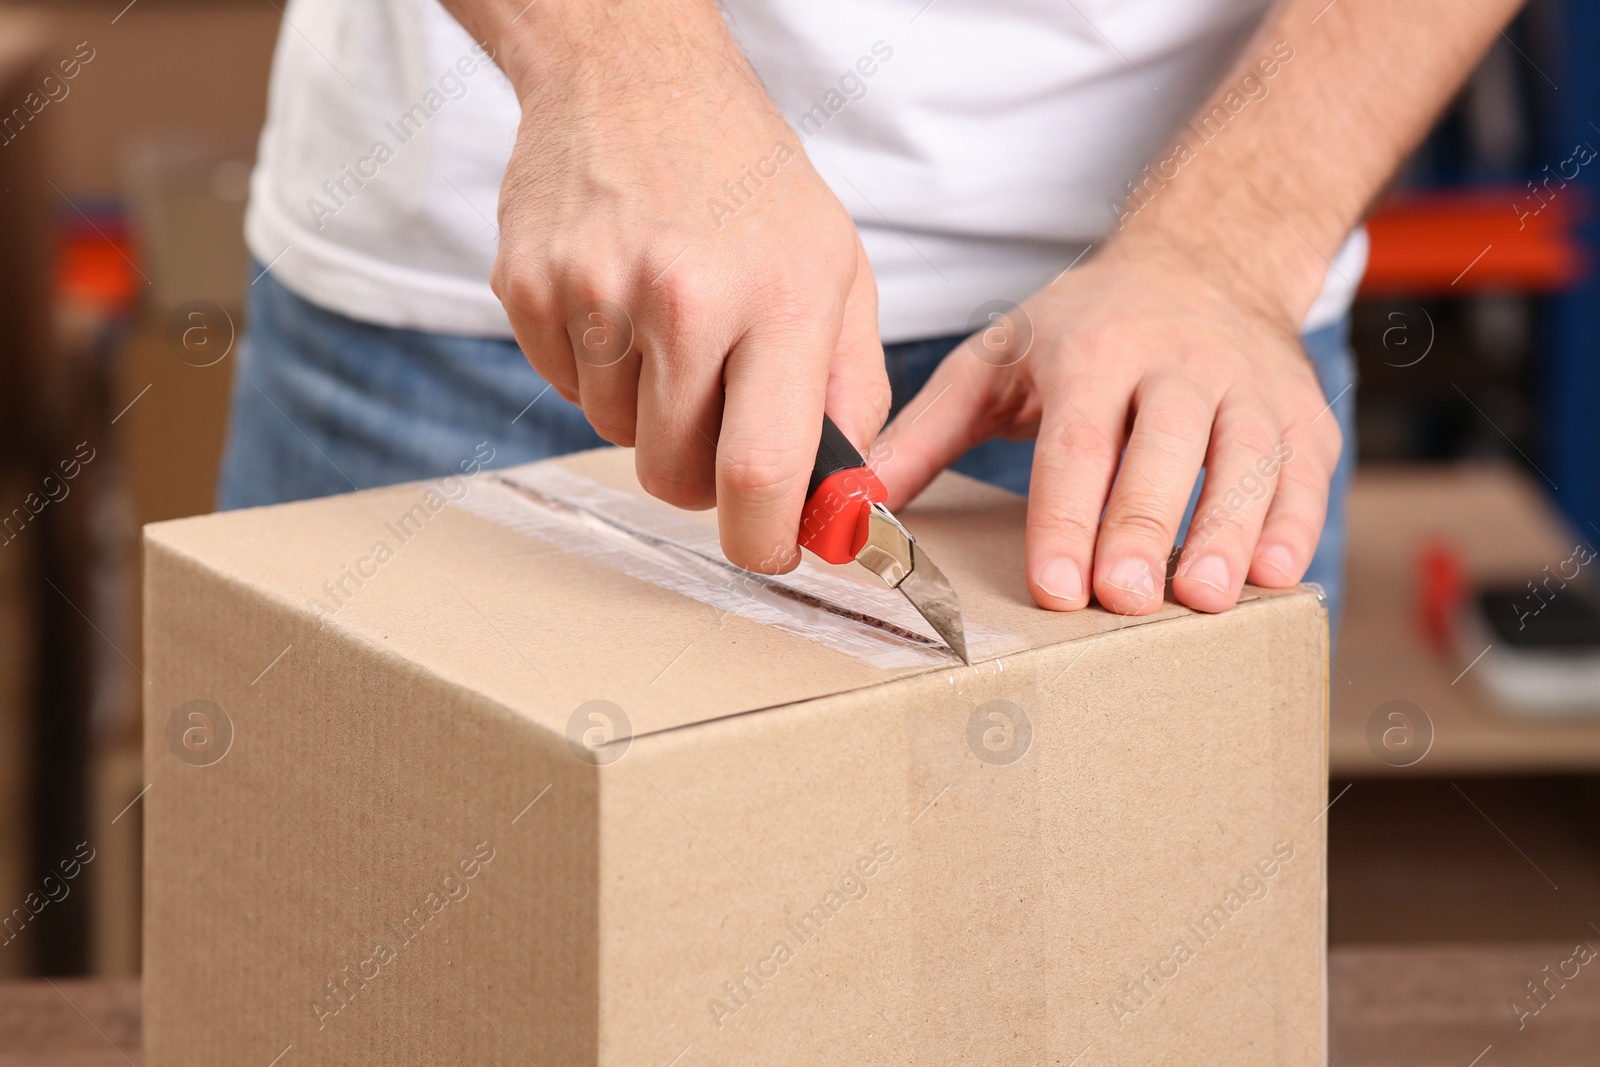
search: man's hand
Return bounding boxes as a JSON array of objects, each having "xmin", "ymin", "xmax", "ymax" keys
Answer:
[
  {"xmin": 876, "ymin": 249, "xmax": 1340, "ymax": 616},
  {"xmin": 448, "ymin": 0, "xmax": 888, "ymax": 573},
  {"xmin": 886, "ymin": 0, "xmax": 1520, "ymax": 616}
]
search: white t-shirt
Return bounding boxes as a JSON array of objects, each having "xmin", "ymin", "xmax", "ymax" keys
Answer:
[{"xmin": 246, "ymin": 0, "xmax": 1366, "ymax": 344}]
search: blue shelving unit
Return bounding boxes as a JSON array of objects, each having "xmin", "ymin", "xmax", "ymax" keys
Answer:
[{"xmin": 1537, "ymin": 0, "xmax": 1600, "ymax": 543}]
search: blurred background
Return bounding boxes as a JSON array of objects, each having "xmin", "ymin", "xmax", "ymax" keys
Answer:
[{"xmin": 0, "ymin": 0, "xmax": 1597, "ymax": 1005}]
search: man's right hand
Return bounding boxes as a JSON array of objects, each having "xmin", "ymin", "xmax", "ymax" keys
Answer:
[{"xmin": 447, "ymin": 0, "xmax": 888, "ymax": 574}]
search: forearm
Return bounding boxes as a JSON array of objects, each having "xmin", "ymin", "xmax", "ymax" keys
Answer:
[
  {"xmin": 1104, "ymin": 0, "xmax": 1524, "ymax": 324},
  {"xmin": 439, "ymin": 0, "xmax": 752, "ymax": 101}
]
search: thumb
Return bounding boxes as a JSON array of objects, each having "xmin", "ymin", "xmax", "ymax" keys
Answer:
[
  {"xmin": 873, "ymin": 337, "xmax": 999, "ymax": 509},
  {"xmin": 823, "ymin": 240, "xmax": 891, "ymax": 452}
]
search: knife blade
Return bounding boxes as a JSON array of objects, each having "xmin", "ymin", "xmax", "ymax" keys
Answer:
[{"xmin": 795, "ymin": 414, "xmax": 970, "ymax": 664}]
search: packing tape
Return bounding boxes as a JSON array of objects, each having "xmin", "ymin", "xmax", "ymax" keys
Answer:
[
  {"xmin": 449, "ymin": 463, "xmax": 1012, "ymax": 669},
  {"xmin": 905, "ymin": 668, "xmax": 1049, "ymax": 1060}
]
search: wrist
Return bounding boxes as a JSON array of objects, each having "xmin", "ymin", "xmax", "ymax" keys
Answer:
[
  {"xmin": 469, "ymin": 0, "xmax": 742, "ymax": 100},
  {"xmin": 1098, "ymin": 174, "xmax": 1337, "ymax": 331}
]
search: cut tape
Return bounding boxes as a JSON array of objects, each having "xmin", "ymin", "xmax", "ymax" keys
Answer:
[{"xmin": 449, "ymin": 463, "xmax": 1013, "ymax": 669}]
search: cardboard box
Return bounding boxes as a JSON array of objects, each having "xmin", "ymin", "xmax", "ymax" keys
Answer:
[
  {"xmin": 143, "ymin": 448, "xmax": 1329, "ymax": 1064},
  {"xmin": 2, "ymin": 3, "xmax": 278, "ymax": 201}
]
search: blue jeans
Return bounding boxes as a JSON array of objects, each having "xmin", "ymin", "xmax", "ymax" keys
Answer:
[{"xmin": 220, "ymin": 267, "xmax": 1355, "ymax": 628}]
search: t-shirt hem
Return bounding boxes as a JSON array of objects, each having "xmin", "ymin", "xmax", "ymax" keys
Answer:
[
  {"xmin": 245, "ymin": 193, "xmax": 518, "ymax": 340},
  {"xmin": 249, "ymin": 189, "xmax": 1367, "ymax": 347}
]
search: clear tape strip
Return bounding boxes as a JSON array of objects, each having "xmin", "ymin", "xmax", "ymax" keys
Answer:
[{"xmin": 449, "ymin": 463, "xmax": 1011, "ymax": 669}]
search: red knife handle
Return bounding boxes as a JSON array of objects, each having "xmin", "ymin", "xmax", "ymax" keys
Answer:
[{"xmin": 798, "ymin": 414, "xmax": 887, "ymax": 565}]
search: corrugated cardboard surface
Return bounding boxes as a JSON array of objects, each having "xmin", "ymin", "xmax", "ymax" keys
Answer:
[
  {"xmin": 144, "ymin": 448, "xmax": 1328, "ymax": 1064},
  {"xmin": 148, "ymin": 449, "xmax": 1237, "ymax": 737},
  {"xmin": 598, "ymin": 601, "xmax": 1327, "ymax": 1064}
]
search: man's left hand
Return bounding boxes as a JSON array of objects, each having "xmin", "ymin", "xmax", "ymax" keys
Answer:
[{"xmin": 874, "ymin": 247, "xmax": 1342, "ymax": 616}]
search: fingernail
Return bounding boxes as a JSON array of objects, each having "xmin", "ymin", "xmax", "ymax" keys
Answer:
[
  {"xmin": 1104, "ymin": 558, "xmax": 1157, "ymax": 601},
  {"xmin": 1036, "ymin": 557, "xmax": 1084, "ymax": 603},
  {"xmin": 1257, "ymin": 544, "xmax": 1296, "ymax": 582},
  {"xmin": 1179, "ymin": 553, "xmax": 1231, "ymax": 594}
]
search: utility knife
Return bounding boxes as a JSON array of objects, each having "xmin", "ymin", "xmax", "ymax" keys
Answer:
[{"xmin": 798, "ymin": 414, "xmax": 970, "ymax": 664}]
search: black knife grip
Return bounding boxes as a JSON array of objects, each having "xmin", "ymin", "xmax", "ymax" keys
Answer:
[{"xmin": 807, "ymin": 413, "xmax": 867, "ymax": 500}]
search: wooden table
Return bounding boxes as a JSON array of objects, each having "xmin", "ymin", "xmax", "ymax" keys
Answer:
[
  {"xmin": 9, "ymin": 945, "xmax": 1600, "ymax": 1065},
  {"xmin": 1333, "ymin": 464, "xmax": 1600, "ymax": 776},
  {"xmin": 1331, "ymin": 943, "xmax": 1600, "ymax": 1066},
  {"xmin": 0, "ymin": 978, "xmax": 139, "ymax": 1066}
]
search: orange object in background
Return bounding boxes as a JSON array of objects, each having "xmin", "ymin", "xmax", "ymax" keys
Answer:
[
  {"xmin": 1416, "ymin": 538, "xmax": 1469, "ymax": 654},
  {"xmin": 1361, "ymin": 189, "xmax": 1587, "ymax": 296},
  {"xmin": 56, "ymin": 217, "xmax": 143, "ymax": 319}
]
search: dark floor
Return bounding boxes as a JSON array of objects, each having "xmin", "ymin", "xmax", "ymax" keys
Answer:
[{"xmin": 1329, "ymin": 775, "xmax": 1600, "ymax": 944}]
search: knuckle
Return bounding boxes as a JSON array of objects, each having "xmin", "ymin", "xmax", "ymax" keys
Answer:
[
  {"xmin": 583, "ymin": 410, "xmax": 636, "ymax": 447},
  {"xmin": 747, "ymin": 291, "xmax": 821, "ymax": 340},
  {"xmin": 639, "ymin": 463, "xmax": 714, "ymax": 509},
  {"xmin": 569, "ymin": 264, "xmax": 635, "ymax": 318},
  {"xmin": 649, "ymin": 257, "xmax": 713, "ymax": 323},
  {"xmin": 1281, "ymin": 440, "xmax": 1333, "ymax": 488},
  {"xmin": 720, "ymin": 444, "xmax": 808, "ymax": 501},
  {"xmin": 1264, "ymin": 504, "xmax": 1310, "ymax": 545},
  {"xmin": 1032, "ymin": 505, "xmax": 1099, "ymax": 548},
  {"xmin": 492, "ymin": 261, "xmax": 548, "ymax": 315},
  {"xmin": 1071, "ymin": 324, "xmax": 1120, "ymax": 364},
  {"xmin": 1317, "ymin": 418, "xmax": 1345, "ymax": 464},
  {"xmin": 489, "ymin": 257, "xmax": 515, "ymax": 301},
  {"xmin": 1042, "ymin": 418, "xmax": 1118, "ymax": 467},
  {"xmin": 1105, "ymin": 500, "xmax": 1174, "ymax": 544},
  {"xmin": 857, "ymin": 377, "xmax": 893, "ymax": 430},
  {"xmin": 1223, "ymin": 423, "xmax": 1282, "ymax": 464},
  {"xmin": 1264, "ymin": 494, "xmax": 1327, "ymax": 547},
  {"xmin": 1139, "ymin": 392, "xmax": 1213, "ymax": 442}
]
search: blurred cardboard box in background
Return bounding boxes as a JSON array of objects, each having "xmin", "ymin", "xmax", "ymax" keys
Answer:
[
  {"xmin": 0, "ymin": 0, "xmax": 279, "ymax": 976},
  {"xmin": 1, "ymin": 1, "xmax": 277, "ymax": 203},
  {"xmin": 7, "ymin": 0, "xmax": 277, "ymax": 526}
]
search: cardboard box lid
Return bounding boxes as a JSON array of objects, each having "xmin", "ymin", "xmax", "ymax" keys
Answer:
[{"xmin": 145, "ymin": 448, "xmax": 1288, "ymax": 739}]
